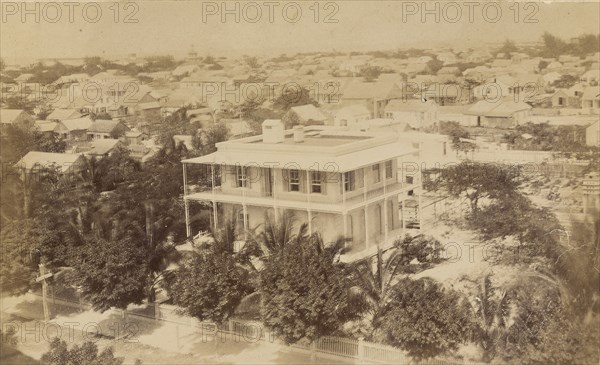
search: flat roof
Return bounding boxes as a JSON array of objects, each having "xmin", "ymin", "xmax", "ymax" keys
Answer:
[
  {"xmin": 182, "ymin": 127, "xmax": 416, "ymax": 172},
  {"xmin": 249, "ymin": 133, "xmax": 370, "ymax": 147}
]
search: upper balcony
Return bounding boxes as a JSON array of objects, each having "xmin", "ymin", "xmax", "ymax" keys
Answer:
[{"xmin": 183, "ymin": 165, "xmax": 419, "ymax": 214}]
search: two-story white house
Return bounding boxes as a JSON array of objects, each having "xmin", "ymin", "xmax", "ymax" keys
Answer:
[{"xmin": 182, "ymin": 120, "xmax": 421, "ymax": 261}]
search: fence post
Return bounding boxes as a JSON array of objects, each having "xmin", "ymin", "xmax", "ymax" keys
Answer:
[
  {"xmin": 154, "ymin": 301, "xmax": 160, "ymax": 320},
  {"xmin": 357, "ymin": 337, "xmax": 365, "ymax": 362},
  {"xmin": 228, "ymin": 318, "xmax": 234, "ymax": 333}
]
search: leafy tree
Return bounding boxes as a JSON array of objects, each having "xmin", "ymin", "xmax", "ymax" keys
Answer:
[
  {"xmin": 71, "ymin": 235, "xmax": 150, "ymax": 316},
  {"xmin": 359, "ymin": 65, "xmax": 383, "ymax": 82},
  {"xmin": 540, "ymin": 32, "xmax": 570, "ymax": 58},
  {"xmin": 574, "ymin": 34, "xmax": 600, "ymax": 57},
  {"xmin": 198, "ymin": 122, "xmax": 230, "ymax": 154},
  {"xmin": 0, "ymin": 221, "xmax": 39, "ymax": 295},
  {"xmin": 497, "ymin": 39, "xmax": 518, "ymax": 57},
  {"xmin": 425, "ymin": 57, "xmax": 444, "ymax": 75},
  {"xmin": 167, "ymin": 250, "xmax": 252, "ymax": 324},
  {"xmin": 347, "ymin": 235, "xmax": 443, "ymax": 339},
  {"xmin": 260, "ymin": 228, "xmax": 360, "ymax": 348},
  {"xmin": 89, "ymin": 146, "xmax": 140, "ymax": 192},
  {"xmin": 425, "ymin": 162, "xmax": 519, "ymax": 212},
  {"xmin": 41, "ymin": 338, "xmax": 126, "ymax": 365},
  {"xmin": 0, "ymin": 57, "xmax": 5, "ymax": 72},
  {"xmin": 244, "ymin": 56, "xmax": 260, "ymax": 69},
  {"xmin": 0, "ymin": 124, "xmax": 66, "ymax": 162},
  {"xmin": 4, "ymin": 95, "xmax": 36, "ymax": 113},
  {"xmin": 502, "ymin": 122, "xmax": 589, "ymax": 152},
  {"xmin": 273, "ymin": 87, "xmax": 318, "ymax": 112},
  {"xmin": 551, "ymin": 74, "xmax": 578, "ymax": 89},
  {"xmin": 379, "ymin": 277, "xmax": 473, "ymax": 361}
]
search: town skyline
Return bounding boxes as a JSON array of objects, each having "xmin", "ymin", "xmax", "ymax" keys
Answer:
[{"xmin": 2, "ymin": 1, "xmax": 599, "ymax": 64}]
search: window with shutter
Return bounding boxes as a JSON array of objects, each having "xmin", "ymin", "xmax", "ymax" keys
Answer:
[
  {"xmin": 311, "ymin": 171, "xmax": 322, "ymax": 193},
  {"xmin": 373, "ymin": 164, "xmax": 381, "ymax": 183},
  {"xmin": 385, "ymin": 160, "xmax": 393, "ymax": 179},
  {"xmin": 236, "ymin": 165, "xmax": 247, "ymax": 188},
  {"xmin": 344, "ymin": 171, "xmax": 355, "ymax": 192},
  {"xmin": 289, "ymin": 169, "xmax": 300, "ymax": 192}
]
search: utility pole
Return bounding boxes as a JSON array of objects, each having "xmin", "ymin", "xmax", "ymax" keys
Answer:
[{"xmin": 36, "ymin": 264, "xmax": 53, "ymax": 322}]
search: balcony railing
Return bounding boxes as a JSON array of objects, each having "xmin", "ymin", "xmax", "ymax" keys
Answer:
[{"xmin": 184, "ymin": 180, "xmax": 417, "ymax": 212}]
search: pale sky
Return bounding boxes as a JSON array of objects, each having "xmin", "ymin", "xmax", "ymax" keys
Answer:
[{"xmin": 1, "ymin": 1, "xmax": 599, "ymax": 64}]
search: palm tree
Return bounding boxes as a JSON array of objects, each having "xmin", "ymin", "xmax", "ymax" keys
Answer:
[
  {"xmin": 243, "ymin": 210, "xmax": 297, "ymax": 257},
  {"xmin": 236, "ymin": 219, "xmax": 348, "ymax": 322},
  {"xmin": 472, "ymin": 274, "xmax": 513, "ymax": 362},
  {"xmin": 347, "ymin": 244, "xmax": 404, "ymax": 340}
]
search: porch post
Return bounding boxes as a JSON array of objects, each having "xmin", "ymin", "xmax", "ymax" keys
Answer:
[
  {"xmin": 242, "ymin": 204, "xmax": 248, "ymax": 240},
  {"xmin": 212, "ymin": 201, "xmax": 218, "ymax": 232},
  {"xmin": 383, "ymin": 173, "xmax": 389, "ymax": 242},
  {"xmin": 418, "ymin": 190, "xmax": 423, "ymax": 231},
  {"xmin": 184, "ymin": 199, "xmax": 191, "ymax": 237},
  {"xmin": 383, "ymin": 198, "xmax": 389, "ymax": 242},
  {"xmin": 401, "ymin": 199, "xmax": 406, "ymax": 230},
  {"xmin": 341, "ymin": 172, "xmax": 346, "ymax": 206},
  {"xmin": 363, "ymin": 167, "xmax": 367, "ymax": 202},
  {"xmin": 272, "ymin": 168, "xmax": 278, "ymax": 224},
  {"xmin": 364, "ymin": 205, "xmax": 370, "ymax": 249},
  {"xmin": 306, "ymin": 170, "xmax": 312, "ymax": 235},
  {"xmin": 211, "ymin": 164, "xmax": 218, "ymax": 232},
  {"xmin": 183, "ymin": 163, "xmax": 188, "ymax": 195}
]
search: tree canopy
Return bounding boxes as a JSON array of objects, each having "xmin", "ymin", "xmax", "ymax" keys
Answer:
[
  {"xmin": 260, "ymin": 229, "xmax": 361, "ymax": 345},
  {"xmin": 379, "ymin": 277, "xmax": 473, "ymax": 361}
]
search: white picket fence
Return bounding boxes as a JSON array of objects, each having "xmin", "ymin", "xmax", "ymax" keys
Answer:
[{"xmin": 27, "ymin": 287, "xmax": 484, "ymax": 364}]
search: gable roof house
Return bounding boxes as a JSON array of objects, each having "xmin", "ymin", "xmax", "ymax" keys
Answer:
[
  {"xmin": 0, "ymin": 109, "xmax": 34, "ymax": 133},
  {"xmin": 14, "ymin": 73, "xmax": 34, "ymax": 83},
  {"xmin": 87, "ymin": 119, "xmax": 130, "ymax": 140},
  {"xmin": 83, "ymin": 139, "xmax": 125, "ymax": 157},
  {"xmin": 218, "ymin": 119, "xmax": 254, "ymax": 139},
  {"xmin": 384, "ymin": 99, "xmax": 438, "ymax": 130},
  {"xmin": 543, "ymin": 72, "xmax": 562, "ymax": 85},
  {"xmin": 581, "ymin": 70, "xmax": 600, "ymax": 84},
  {"xmin": 581, "ymin": 87, "xmax": 600, "ymax": 112},
  {"xmin": 172, "ymin": 64, "xmax": 200, "ymax": 78},
  {"xmin": 546, "ymin": 61, "xmax": 563, "ymax": 71},
  {"xmin": 46, "ymin": 108, "xmax": 84, "ymax": 121},
  {"xmin": 286, "ymin": 104, "xmax": 330, "ymax": 126},
  {"xmin": 465, "ymin": 98, "xmax": 532, "ymax": 128},
  {"xmin": 341, "ymin": 81, "xmax": 405, "ymax": 118},
  {"xmin": 332, "ymin": 104, "xmax": 371, "ymax": 127},
  {"xmin": 15, "ymin": 151, "xmax": 87, "ymax": 177},
  {"xmin": 34, "ymin": 120, "xmax": 59, "ymax": 132},
  {"xmin": 586, "ymin": 120, "xmax": 600, "ymax": 147},
  {"xmin": 53, "ymin": 116, "xmax": 94, "ymax": 141}
]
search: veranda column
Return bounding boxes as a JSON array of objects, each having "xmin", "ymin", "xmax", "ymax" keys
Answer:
[
  {"xmin": 306, "ymin": 170, "xmax": 312, "ymax": 235},
  {"xmin": 211, "ymin": 164, "xmax": 218, "ymax": 232}
]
